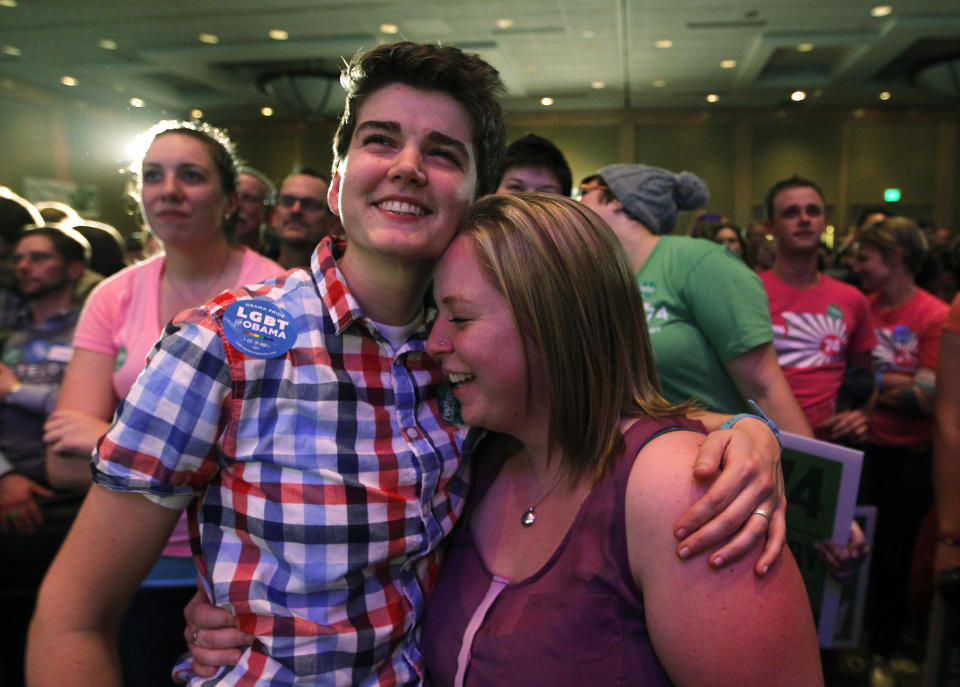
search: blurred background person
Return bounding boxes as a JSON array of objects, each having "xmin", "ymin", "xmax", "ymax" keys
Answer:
[
  {"xmin": 234, "ymin": 166, "xmax": 274, "ymax": 255},
  {"xmin": 0, "ymin": 225, "xmax": 89, "ymax": 687},
  {"xmin": 495, "ymin": 133, "xmax": 572, "ymax": 197},
  {"xmin": 708, "ymin": 221, "xmax": 746, "ymax": 260}
]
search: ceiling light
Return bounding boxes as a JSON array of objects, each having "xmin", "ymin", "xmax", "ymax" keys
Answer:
[
  {"xmin": 0, "ymin": 1, "xmax": 17, "ymax": 7},
  {"xmin": 540, "ymin": 97, "xmax": 554, "ymax": 106},
  {"xmin": 380, "ymin": 23, "xmax": 399, "ymax": 34},
  {"xmin": 706, "ymin": 93, "xmax": 719, "ymax": 103},
  {"xmin": 198, "ymin": 33, "xmax": 219, "ymax": 45},
  {"xmin": 590, "ymin": 80, "xmax": 606, "ymax": 89},
  {"xmin": 261, "ymin": 106, "xmax": 274, "ymax": 117},
  {"xmin": 720, "ymin": 59, "xmax": 736, "ymax": 69},
  {"xmin": 61, "ymin": 76, "xmax": 78, "ymax": 87},
  {"xmin": 129, "ymin": 97, "xmax": 145, "ymax": 108},
  {"xmin": 2, "ymin": 45, "xmax": 21, "ymax": 56},
  {"xmin": 791, "ymin": 90, "xmax": 807, "ymax": 101},
  {"xmin": 797, "ymin": 43, "xmax": 814, "ymax": 53},
  {"xmin": 652, "ymin": 79, "xmax": 666, "ymax": 88},
  {"xmin": 871, "ymin": 5, "xmax": 892, "ymax": 17},
  {"xmin": 879, "ymin": 91, "xmax": 891, "ymax": 100},
  {"xmin": 98, "ymin": 39, "xmax": 118, "ymax": 50},
  {"xmin": 190, "ymin": 109, "xmax": 204, "ymax": 119},
  {"xmin": 495, "ymin": 18, "xmax": 514, "ymax": 29},
  {"xmin": 655, "ymin": 40, "xmax": 673, "ymax": 49},
  {"xmin": 268, "ymin": 29, "xmax": 289, "ymax": 41}
]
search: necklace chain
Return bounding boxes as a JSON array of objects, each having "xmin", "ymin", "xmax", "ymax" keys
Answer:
[{"xmin": 520, "ymin": 465, "xmax": 563, "ymax": 528}]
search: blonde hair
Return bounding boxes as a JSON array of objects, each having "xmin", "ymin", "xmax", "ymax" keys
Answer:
[
  {"xmin": 858, "ymin": 215, "xmax": 928, "ymax": 276},
  {"xmin": 461, "ymin": 193, "xmax": 691, "ymax": 484}
]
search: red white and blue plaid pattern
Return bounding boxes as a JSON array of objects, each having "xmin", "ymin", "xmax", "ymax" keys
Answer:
[{"xmin": 94, "ymin": 237, "xmax": 472, "ymax": 686}]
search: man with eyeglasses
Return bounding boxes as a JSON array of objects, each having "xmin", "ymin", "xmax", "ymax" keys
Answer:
[
  {"xmin": 270, "ymin": 167, "xmax": 339, "ymax": 270},
  {"xmin": 759, "ymin": 175, "xmax": 877, "ymax": 444},
  {"xmin": 235, "ymin": 167, "xmax": 275, "ymax": 255}
]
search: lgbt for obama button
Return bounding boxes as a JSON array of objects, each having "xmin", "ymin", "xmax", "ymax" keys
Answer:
[{"xmin": 222, "ymin": 300, "xmax": 298, "ymax": 358}]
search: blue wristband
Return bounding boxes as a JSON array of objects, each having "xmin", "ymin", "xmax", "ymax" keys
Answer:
[{"xmin": 718, "ymin": 400, "xmax": 782, "ymax": 447}]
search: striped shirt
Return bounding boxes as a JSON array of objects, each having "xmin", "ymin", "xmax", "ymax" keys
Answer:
[{"xmin": 94, "ymin": 236, "xmax": 472, "ymax": 686}]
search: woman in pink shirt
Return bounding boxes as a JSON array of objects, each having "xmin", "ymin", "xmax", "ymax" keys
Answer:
[{"xmin": 43, "ymin": 120, "xmax": 284, "ymax": 686}]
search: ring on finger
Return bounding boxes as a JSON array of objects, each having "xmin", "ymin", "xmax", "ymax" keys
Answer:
[{"xmin": 751, "ymin": 508, "xmax": 771, "ymax": 522}]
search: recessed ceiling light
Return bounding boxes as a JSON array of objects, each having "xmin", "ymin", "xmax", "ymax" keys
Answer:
[
  {"xmin": 540, "ymin": 97, "xmax": 554, "ymax": 106},
  {"xmin": 655, "ymin": 39, "xmax": 673, "ymax": 49},
  {"xmin": 797, "ymin": 43, "xmax": 814, "ymax": 53},
  {"xmin": 0, "ymin": 1, "xmax": 18, "ymax": 7},
  {"xmin": 2, "ymin": 45, "xmax": 21, "ymax": 56},
  {"xmin": 871, "ymin": 5, "xmax": 892, "ymax": 17},
  {"xmin": 129, "ymin": 97, "xmax": 145, "ymax": 108},
  {"xmin": 791, "ymin": 90, "xmax": 807, "ymax": 101},
  {"xmin": 268, "ymin": 29, "xmax": 288, "ymax": 41},
  {"xmin": 706, "ymin": 93, "xmax": 719, "ymax": 103},
  {"xmin": 720, "ymin": 59, "xmax": 736, "ymax": 69},
  {"xmin": 853, "ymin": 108, "xmax": 866, "ymax": 118},
  {"xmin": 652, "ymin": 79, "xmax": 666, "ymax": 88},
  {"xmin": 191, "ymin": 109, "xmax": 204, "ymax": 119},
  {"xmin": 590, "ymin": 80, "xmax": 606, "ymax": 89},
  {"xmin": 380, "ymin": 23, "xmax": 399, "ymax": 34},
  {"xmin": 198, "ymin": 33, "xmax": 219, "ymax": 45},
  {"xmin": 98, "ymin": 39, "xmax": 118, "ymax": 50},
  {"xmin": 261, "ymin": 106, "xmax": 274, "ymax": 117},
  {"xmin": 495, "ymin": 18, "xmax": 514, "ymax": 29},
  {"xmin": 879, "ymin": 91, "xmax": 892, "ymax": 100},
  {"xmin": 61, "ymin": 76, "xmax": 78, "ymax": 87}
]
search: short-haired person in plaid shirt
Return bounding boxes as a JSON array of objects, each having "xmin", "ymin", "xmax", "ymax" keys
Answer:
[{"xmin": 29, "ymin": 43, "xmax": 786, "ymax": 687}]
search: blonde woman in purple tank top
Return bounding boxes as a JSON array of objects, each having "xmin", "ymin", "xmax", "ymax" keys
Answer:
[{"xmin": 421, "ymin": 193, "xmax": 822, "ymax": 687}]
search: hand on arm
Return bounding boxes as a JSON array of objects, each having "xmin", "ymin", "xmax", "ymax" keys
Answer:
[
  {"xmin": 626, "ymin": 430, "xmax": 823, "ymax": 686},
  {"xmin": 0, "ymin": 472, "xmax": 54, "ymax": 534},
  {"xmin": 679, "ymin": 410, "xmax": 785, "ymax": 576},
  {"xmin": 43, "ymin": 349, "xmax": 119, "ymax": 490},
  {"xmin": 27, "ymin": 485, "xmax": 181, "ymax": 687},
  {"xmin": 183, "ymin": 589, "xmax": 254, "ymax": 677}
]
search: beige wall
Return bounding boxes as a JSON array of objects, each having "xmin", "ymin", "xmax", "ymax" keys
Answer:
[{"xmin": 2, "ymin": 86, "xmax": 958, "ymax": 238}]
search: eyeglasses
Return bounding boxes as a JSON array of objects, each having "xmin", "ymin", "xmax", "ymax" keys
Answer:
[
  {"xmin": 278, "ymin": 194, "xmax": 326, "ymax": 212},
  {"xmin": 13, "ymin": 251, "xmax": 59, "ymax": 265},
  {"xmin": 239, "ymin": 192, "xmax": 271, "ymax": 207},
  {"xmin": 574, "ymin": 182, "xmax": 608, "ymax": 201}
]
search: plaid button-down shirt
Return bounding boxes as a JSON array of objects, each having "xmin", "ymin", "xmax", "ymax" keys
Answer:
[{"xmin": 94, "ymin": 237, "xmax": 472, "ymax": 686}]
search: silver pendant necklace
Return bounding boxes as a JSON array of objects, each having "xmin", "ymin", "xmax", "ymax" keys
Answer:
[{"xmin": 521, "ymin": 469, "xmax": 563, "ymax": 528}]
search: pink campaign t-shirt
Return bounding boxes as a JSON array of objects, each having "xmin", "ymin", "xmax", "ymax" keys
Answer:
[{"xmin": 74, "ymin": 247, "xmax": 285, "ymax": 555}]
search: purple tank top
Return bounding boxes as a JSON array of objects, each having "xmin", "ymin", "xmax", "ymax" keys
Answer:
[{"xmin": 421, "ymin": 416, "xmax": 704, "ymax": 687}]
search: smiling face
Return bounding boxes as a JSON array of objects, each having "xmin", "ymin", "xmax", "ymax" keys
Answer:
[
  {"xmin": 140, "ymin": 132, "xmax": 237, "ymax": 251},
  {"xmin": 853, "ymin": 243, "xmax": 896, "ymax": 293},
  {"xmin": 496, "ymin": 165, "xmax": 565, "ymax": 196},
  {"xmin": 768, "ymin": 185, "xmax": 826, "ymax": 256},
  {"xmin": 426, "ymin": 234, "xmax": 547, "ymax": 440},
  {"xmin": 329, "ymin": 84, "xmax": 478, "ymax": 274}
]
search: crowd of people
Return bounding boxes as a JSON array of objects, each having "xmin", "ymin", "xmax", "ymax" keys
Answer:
[{"xmin": 0, "ymin": 39, "xmax": 957, "ymax": 687}]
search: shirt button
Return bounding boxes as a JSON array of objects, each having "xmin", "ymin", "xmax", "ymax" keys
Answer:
[{"xmin": 405, "ymin": 427, "xmax": 420, "ymax": 440}]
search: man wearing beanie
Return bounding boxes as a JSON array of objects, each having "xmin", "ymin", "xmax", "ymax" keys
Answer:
[{"xmin": 579, "ymin": 163, "xmax": 811, "ymax": 435}]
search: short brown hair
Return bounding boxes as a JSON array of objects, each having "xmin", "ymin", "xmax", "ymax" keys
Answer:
[
  {"xmin": 858, "ymin": 215, "xmax": 929, "ymax": 276},
  {"xmin": 332, "ymin": 42, "xmax": 505, "ymax": 198}
]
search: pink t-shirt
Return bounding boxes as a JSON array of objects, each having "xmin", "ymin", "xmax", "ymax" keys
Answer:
[
  {"xmin": 868, "ymin": 287, "xmax": 949, "ymax": 448},
  {"xmin": 761, "ymin": 271, "xmax": 876, "ymax": 433},
  {"xmin": 74, "ymin": 247, "xmax": 285, "ymax": 555}
]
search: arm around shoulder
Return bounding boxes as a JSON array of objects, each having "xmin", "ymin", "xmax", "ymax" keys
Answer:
[{"xmin": 626, "ymin": 428, "xmax": 822, "ymax": 687}]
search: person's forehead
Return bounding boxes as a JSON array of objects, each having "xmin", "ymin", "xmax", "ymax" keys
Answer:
[
  {"xmin": 16, "ymin": 233, "xmax": 55, "ymax": 253},
  {"xmin": 239, "ymin": 173, "xmax": 268, "ymax": 196},
  {"xmin": 502, "ymin": 165, "xmax": 561, "ymax": 185},
  {"xmin": 281, "ymin": 174, "xmax": 328, "ymax": 199},
  {"xmin": 356, "ymin": 84, "xmax": 475, "ymax": 150},
  {"xmin": 774, "ymin": 185, "xmax": 823, "ymax": 209},
  {"xmin": 146, "ymin": 132, "xmax": 213, "ymax": 165}
]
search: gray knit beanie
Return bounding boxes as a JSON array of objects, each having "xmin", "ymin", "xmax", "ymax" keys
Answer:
[{"xmin": 598, "ymin": 164, "xmax": 709, "ymax": 235}]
